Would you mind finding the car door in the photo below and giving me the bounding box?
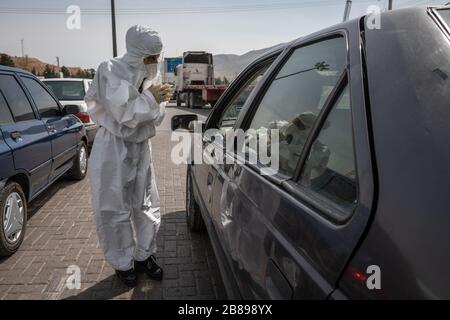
[212,32,375,299]
[0,73,52,197]
[0,93,15,180]
[193,52,281,227]
[207,56,280,258]
[19,76,79,181]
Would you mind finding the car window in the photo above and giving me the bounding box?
[0,74,35,121]
[246,37,347,176]
[43,80,86,101]
[299,84,357,211]
[437,8,450,26]
[21,77,61,118]
[0,92,14,125]
[218,64,270,130]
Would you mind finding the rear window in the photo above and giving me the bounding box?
[43,81,85,100]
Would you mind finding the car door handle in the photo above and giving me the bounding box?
[10,131,23,142]
[207,173,214,186]
[206,173,214,204]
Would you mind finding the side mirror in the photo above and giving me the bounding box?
[171,114,198,132]
[63,104,82,115]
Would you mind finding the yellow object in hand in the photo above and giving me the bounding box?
[148,84,173,104]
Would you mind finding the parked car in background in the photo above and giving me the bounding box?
[172,7,450,299]
[42,78,97,148]
[0,66,88,256]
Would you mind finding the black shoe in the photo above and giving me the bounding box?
[115,268,138,287]
[135,255,163,280]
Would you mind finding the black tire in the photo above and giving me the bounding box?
[176,93,181,107]
[0,182,27,256]
[186,92,192,109]
[189,93,196,109]
[186,167,205,232]
[67,141,88,180]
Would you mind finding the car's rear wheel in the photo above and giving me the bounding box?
[0,182,27,256]
[68,141,88,180]
[186,167,205,232]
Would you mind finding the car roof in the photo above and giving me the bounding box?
[0,65,34,76]
[276,6,436,51]
[42,78,91,81]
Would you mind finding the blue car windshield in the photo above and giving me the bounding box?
[44,81,85,101]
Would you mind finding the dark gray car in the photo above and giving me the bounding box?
[172,6,450,299]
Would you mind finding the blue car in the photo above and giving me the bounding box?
[0,66,88,256]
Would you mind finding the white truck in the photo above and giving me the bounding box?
[174,51,227,108]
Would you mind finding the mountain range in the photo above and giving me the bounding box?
[213,44,283,80]
[5,55,85,76]
[2,44,284,80]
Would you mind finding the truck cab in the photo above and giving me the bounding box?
[175,51,225,108]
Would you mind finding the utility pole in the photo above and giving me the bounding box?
[56,56,60,68]
[21,39,24,57]
[343,0,352,22]
[111,0,117,57]
[388,0,393,10]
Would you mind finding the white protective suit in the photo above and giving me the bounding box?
[85,25,166,271]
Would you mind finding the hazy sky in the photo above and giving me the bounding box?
[0,0,442,69]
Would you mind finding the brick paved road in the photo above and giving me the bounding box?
[0,105,227,300]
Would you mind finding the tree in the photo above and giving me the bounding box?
[0,53,15,67]
[87,68,95,79]
[61,66,71,78]
[43,64,57,78]
[214,77,223,85]
[223,76,230,85]
[31,67,37,75]
[74,69,85,78]
[73,68,94,79]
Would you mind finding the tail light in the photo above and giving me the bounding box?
[75,112,91,124]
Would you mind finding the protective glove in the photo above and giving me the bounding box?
[147,84,173,104]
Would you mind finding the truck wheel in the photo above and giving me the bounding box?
[0,182,27,256]
[189,92,195,109]
[186,167,205,232]
[68,141,88,180]
[186,93,192,109]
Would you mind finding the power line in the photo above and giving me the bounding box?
[0,1,376,15]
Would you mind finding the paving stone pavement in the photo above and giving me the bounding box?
[0,130,227,300]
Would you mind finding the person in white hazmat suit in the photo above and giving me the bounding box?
[85,25,172,287]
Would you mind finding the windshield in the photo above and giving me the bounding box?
[184,54,210,64]
[43,81,85,101]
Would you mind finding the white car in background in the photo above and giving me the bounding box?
[42,78,97,148]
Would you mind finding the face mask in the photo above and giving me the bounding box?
[144,63,158,79]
